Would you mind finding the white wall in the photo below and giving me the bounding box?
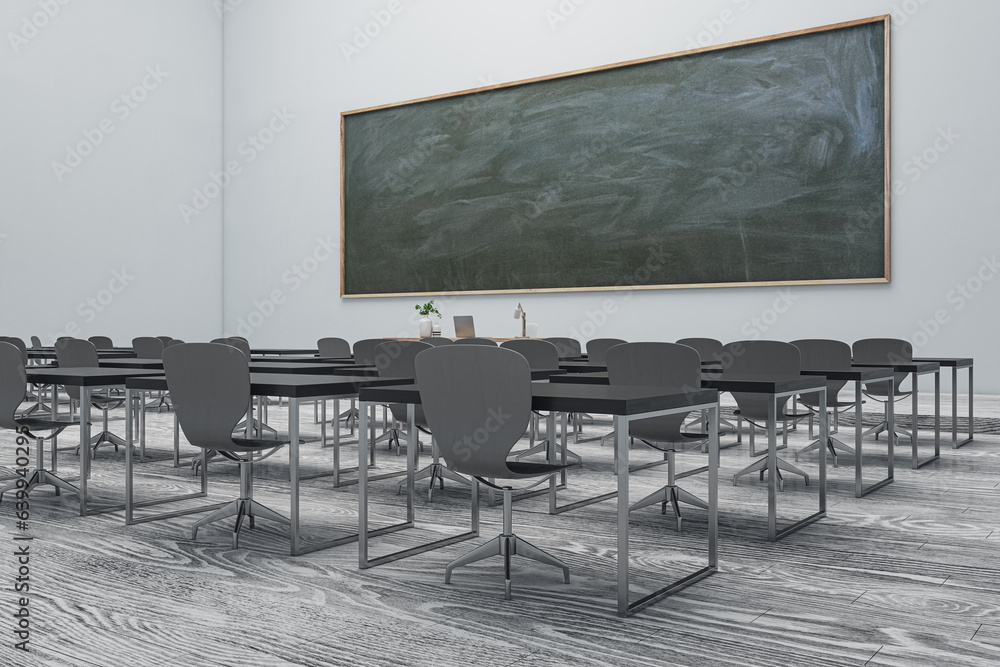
[221,0,1000,392]
[3,1,995,393]
[0,0,223,345]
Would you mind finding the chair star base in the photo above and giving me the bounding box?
[733,456,810,491]
[190,497,290,549]
[628,483,708,531]
[795,436,854,467]
[445,487,569,600]
[0,468,79,502]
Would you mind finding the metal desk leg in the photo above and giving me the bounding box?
[618,405,719,616]
[767,397,777,540]
[912,371,940,469]
[857,379,894,498]
[79,387,91,516]
[773,388,826,541]
[616,414,629,615]
[290,396,300,555]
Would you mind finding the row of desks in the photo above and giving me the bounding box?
[18,354,971,617]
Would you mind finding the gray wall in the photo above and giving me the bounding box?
[0,0,223,344]
[222,0,1000,392]
[1,1,996,393]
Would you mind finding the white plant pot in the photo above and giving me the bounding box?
[418,316,432,338]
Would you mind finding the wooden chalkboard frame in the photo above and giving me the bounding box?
[341,15,890,298]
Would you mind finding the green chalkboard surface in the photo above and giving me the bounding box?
[341,16,889,297]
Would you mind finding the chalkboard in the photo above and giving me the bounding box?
[341,16,889,297]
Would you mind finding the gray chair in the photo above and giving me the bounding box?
[790,339,858,466]
[374,340,471,499]
[134,337,170,410]
[317,337,351,358]
[419,337,453,346]
[0,337,39,416]
[544,337,582,359]
[163,343,290,548]
[54,338,128,453]
[156,336,173,347]
[606,343,709,529]
[0,342,80,503]
[132,337,164,359]
[500,339,580,464]
[726,340,810,490]
[352,338,384,365]
[852,338,913,443]
[88,336,114,350]
[585,338,627,365]
[676,338,738,437]
[415,345,571,600]
[29,336,42,349]
[453,337,498,346]
[164,339,183,348]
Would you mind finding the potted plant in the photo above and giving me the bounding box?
[414,300,441,338]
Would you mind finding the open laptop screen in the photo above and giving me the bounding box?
[453,316,476,338]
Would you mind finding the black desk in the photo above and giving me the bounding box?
[799,367,895,498]
[29,349,136,361]
[913,357,973,448]
[100,358,164,370]
[558,360,608,373]
[251,356,354,364]
[24,366,163,516]
[250,348,319,356]
[124,373,403,555]
[358,382,720,617]
[551,371,828,541]
[854,361,941,469]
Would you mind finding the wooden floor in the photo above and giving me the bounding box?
[2,393,998,666]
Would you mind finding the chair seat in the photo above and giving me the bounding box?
[228,436,291,452]
[90,395,125,409]
[504,461,571,477]
[15,416,80,434]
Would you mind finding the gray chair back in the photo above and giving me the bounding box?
[374,340,432,380]
[353,338,384,365]
[55,338,100,401]
[164,339,183,348]
[415,346,532,479]
[500,339,559,371]
[317,337,351,358]
[722,340,800,422]
[0,337,28,366]
[544,337,582,359]
[852,338,911,396]
[211,337,250,360]
[0,342,26,431]
[132,337,164,359]
[375,340,432,426]
[791,339,851,407]
[419,337,453,346]
[676,338,723,360]
[156,336,173,346]
[163,343,251,453]
[606,342,700,442]
[88,336,114,350]
[586,338,627,365]
[30,336,42,349]
[453,337,497,346]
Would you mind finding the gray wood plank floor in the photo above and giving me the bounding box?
[1,395,998,667]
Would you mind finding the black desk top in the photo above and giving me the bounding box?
[251,356,354,364]
[126,373,402,398]
[250,348,319,356]
[852,361,940,373]
[248,362,352,375]
[801,366,895,381]
[26,367,162,386]
[558,360,608,373]
[28,349,136,360]
[551,371,827,394]
[912,357,973,367]
[100,358,164,369]
[360,382,718,416]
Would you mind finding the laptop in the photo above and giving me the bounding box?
[453,315,476,338]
